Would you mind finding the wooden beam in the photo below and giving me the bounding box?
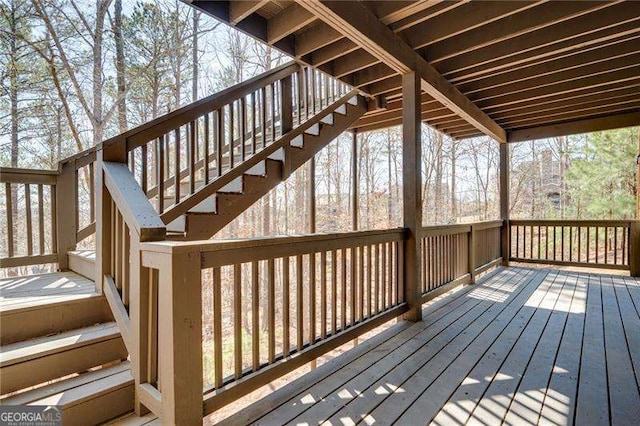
[440,3,640,81]
[506,111,640,142]
[476,64,640,110]
[229,0,268,24]
[469,54,640,103]
[298,0,506,142]
[404,0,542,50]
[390,0,469,33]
[458,36,640,95]
[421,1,611,63]
[268,3,315,44]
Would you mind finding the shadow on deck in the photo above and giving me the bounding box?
[219,266,640,426]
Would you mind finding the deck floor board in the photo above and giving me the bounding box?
[215,267,640,426]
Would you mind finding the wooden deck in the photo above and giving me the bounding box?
[221,266,640,426]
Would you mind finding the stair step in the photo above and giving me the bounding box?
[0,322,127,395]
[1,272,111,345]
[320,113,334,125]
[290,134,304,148]
[68,250,96,281]
[245,160,266,176]
[2,362,134,425]
[267,147,285,161]
[305,123,320,136]
[219,176,244,194]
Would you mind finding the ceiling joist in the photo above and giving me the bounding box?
[296,0,507,143]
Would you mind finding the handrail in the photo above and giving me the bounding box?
[102,162,166,241]
[106,62,300,154]
[510,219,633,227]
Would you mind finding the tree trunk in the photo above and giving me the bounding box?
[114,0,127,133]
[192,10,199,102]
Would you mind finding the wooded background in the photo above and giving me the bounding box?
[1,0,638,251]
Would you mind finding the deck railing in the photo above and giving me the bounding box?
[0,62,350,272]
[420,220,503,301]
[0,168,58,268]
[139,229,407,423]
[509,220,640,272]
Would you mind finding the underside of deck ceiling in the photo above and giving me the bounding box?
[190,0,640,142]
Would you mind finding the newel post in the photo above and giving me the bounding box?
[56,159,78,271]
[499,142,510,266]
[402,71,423,322]
[630,221,640,277]
[156,250,203,425]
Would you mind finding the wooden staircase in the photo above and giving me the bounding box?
[0,62,365,424]
[164,93,365,240]
[0,256,132,424]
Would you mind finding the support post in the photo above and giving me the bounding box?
[352,130,358,231]
[500,142,510,266]
[630,221,640,277]
[402,71,422,322]
[157,250,203,425]
[56,159,77,271]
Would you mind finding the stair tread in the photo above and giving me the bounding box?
[1,361,131,406]
[67,250,96,260]
[0,271,97,313]
[1,322,120,367]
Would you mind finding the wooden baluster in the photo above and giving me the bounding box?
[251,92,257,154]
[320,251,327,340]
[240,97,246,162]
[216,109,223,177]
[308,252,315,345]
[204,114,210,184]
[252,261,260,368]
[229,103,235,169]
[174,128,181,204]
[157,136,165,213]
[282,258,290,357]
[189,122,196,194]
[375,244,380,314]
[5,184,13,257]
[141,145,148,194]
[296,255,303,351]
[604,226,609,264]
[122,220,130,307]
[267,259,276,364]
[50,185,56,254]
[234,264,242,379]
[577,226,582,262]
[261,87,267,148]
[365,246,371,318]
[350,247,356,326]
[382,243,387,309]
[280,75,293,134]
[270,84,276,142]
[586,227,591,262]
[23,184,32,256]
[213,267,223,388]
[595,226,600,263]
[630,222,640,277]
[568,226,573,262]
[341,249,347,331]
[614,226,618,265]
[331,250,338,335]
[359,246,366,321]
[89,164,95,224]
[37,185,44,254]
[622,227,627,265]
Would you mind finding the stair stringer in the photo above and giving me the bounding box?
[179,95,367,240]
